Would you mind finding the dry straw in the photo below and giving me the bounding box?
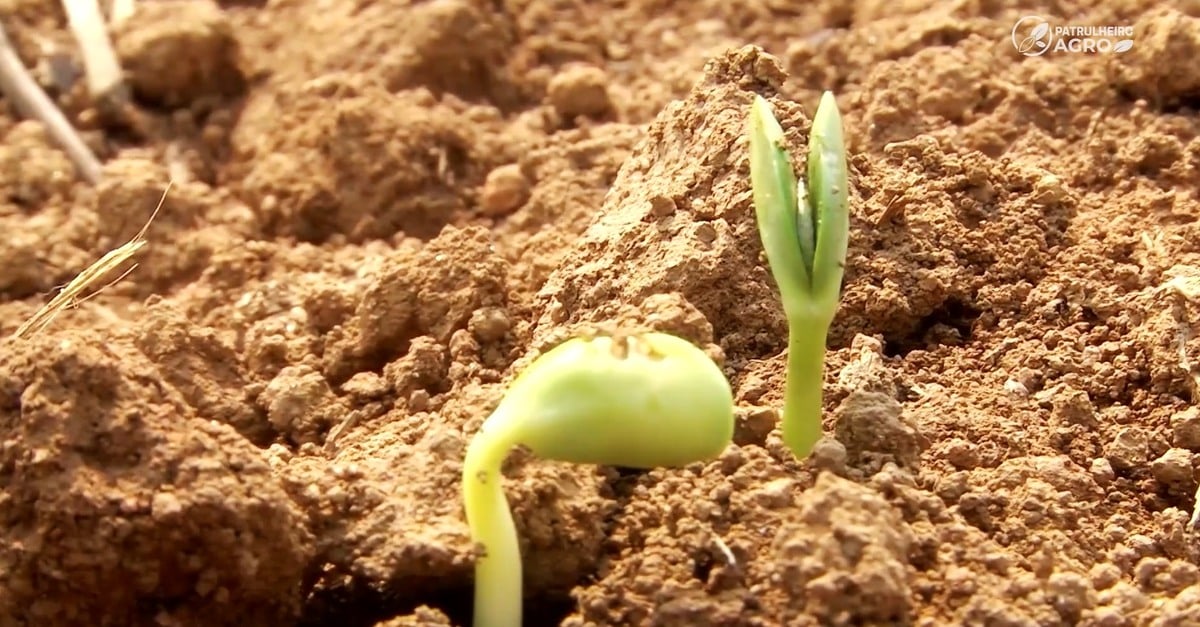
[61,0,127,105]
[11,183,169,339]
[0,20,103,183]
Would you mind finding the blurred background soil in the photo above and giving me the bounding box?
[2,0,1200,625]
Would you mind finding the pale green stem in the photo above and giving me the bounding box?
[782,319,829,458]
[462,410,522,627]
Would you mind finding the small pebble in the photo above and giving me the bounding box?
[1003,378,1029,397]
[469,307,511,343]
[1091,457,1115,486]
[944,438,980,470]
[1051,386,1096,427]
[1032,173,1067,205]
[1150,448,1194,488]
[750,477,795,509]
[341,371,388,400]
[733,406,775,447]
[479,164,529,217]
[409,389,430,412]
[547,64,612,119]
[1090,562,1121,590]
[809,437,848,475]
[1106,427,1149,471]
[1172,406,1200,450]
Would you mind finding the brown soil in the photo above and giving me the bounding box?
[2,0,1200,625]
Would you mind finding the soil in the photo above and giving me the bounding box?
[2,0,1200,625]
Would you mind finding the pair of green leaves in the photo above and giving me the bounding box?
[749,91,849,326]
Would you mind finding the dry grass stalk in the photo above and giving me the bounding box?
[61,0,126,104]
[109,0,136,26]
[11,183,170,339]
[0,20,103,183]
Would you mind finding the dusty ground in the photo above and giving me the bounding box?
[2,0,1200,625]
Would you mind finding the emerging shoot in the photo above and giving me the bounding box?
[748,92,849,460]
[462,331,735,627]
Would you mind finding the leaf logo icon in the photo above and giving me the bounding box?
[1012,17,1053,56]
[1113,39,1134,53]
[1018,35,1047,54]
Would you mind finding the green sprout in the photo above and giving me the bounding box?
[462,331,735,627]
[748,92,849,460]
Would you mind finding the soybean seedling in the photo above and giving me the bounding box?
[462,331,734,627]
[748,92,849,460]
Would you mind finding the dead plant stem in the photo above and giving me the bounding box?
[0,20,103,183]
